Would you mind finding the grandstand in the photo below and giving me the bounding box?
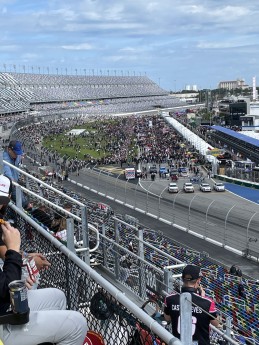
[0,72,183,115]
[210,125,259,166]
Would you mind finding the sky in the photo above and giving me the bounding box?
[0,0,259,91]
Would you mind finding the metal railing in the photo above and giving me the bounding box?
[0,155,250,343]
[6,203,182,345]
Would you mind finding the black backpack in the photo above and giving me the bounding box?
[229,265,237,275]
[90,291,114,320]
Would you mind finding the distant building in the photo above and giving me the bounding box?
[218,79,249,90]
[218,97,249,127]
[174,92,199,104]
[184,85,198,91]
[240,102,259,131]
[252,77,258,101]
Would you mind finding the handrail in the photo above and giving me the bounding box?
[76,223,100,253]
[9,202,182,345]
[3,159,85,207]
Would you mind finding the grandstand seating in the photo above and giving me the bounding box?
[0,72,183,114]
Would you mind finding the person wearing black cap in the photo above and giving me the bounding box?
[164,264,219,345]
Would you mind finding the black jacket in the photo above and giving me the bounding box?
[30,208,53,229]
[164,287,217,345]
[0,249,22,314]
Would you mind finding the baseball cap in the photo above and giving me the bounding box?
[9,140,23,155]
[182,265,202,281]
[0,175,12,204]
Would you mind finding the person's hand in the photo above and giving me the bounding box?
[25,275,35,290]
[198,285,206,297]
[1,222,21,253]
[29,253,51,271]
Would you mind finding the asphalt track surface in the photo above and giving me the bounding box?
[58,167,259,281]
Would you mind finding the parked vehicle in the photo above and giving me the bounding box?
[213,182,225,192]
[124,168,136,180]
[159,166,167,174]
[199,183,211,192]
[135,169,142,178]
[170,169,179,181]
[180,170,189,177]
[178,167,189,177]
[183,182,194,193]
[171,174,178,181]
[159,167,169,178]
[149,165,157,174]
[168,182,179,193]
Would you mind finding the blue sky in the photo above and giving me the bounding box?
[1,0,259,91]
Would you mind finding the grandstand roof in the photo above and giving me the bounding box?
[212,125,259,147]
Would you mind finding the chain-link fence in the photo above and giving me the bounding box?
[5,203,182,345]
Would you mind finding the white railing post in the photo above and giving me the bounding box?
[180,292,193,345]
[188,194,199,231]
[158,186,168,219]
[224,205,236,247]
[205,200,215,239]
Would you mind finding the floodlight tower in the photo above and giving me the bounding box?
[252,76,257,101]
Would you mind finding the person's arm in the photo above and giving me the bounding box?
[210,318,219,327]
[163,312,171,322]
[29,253,51,270]
[3,152,15,181]
[0,243,7,260]
[0,222,22,303]
[209,299,219,328]
[2,242,51,271]
[3,163,14,181]
[163,297,172,322]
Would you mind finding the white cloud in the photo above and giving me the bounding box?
[0,44,18,51]
[1,0,259,89]
[62,43,93,50]
[197,41,245,49]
